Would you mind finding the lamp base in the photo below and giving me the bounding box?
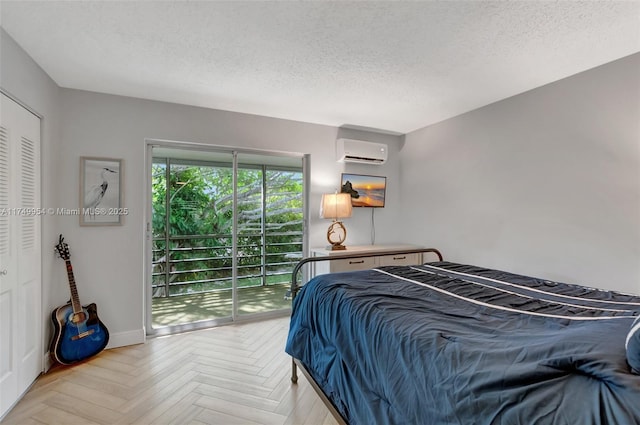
[328,244,347,251]
[326,221,348,251]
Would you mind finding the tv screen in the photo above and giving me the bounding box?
[341,173,386,207]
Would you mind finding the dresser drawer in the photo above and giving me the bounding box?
[330,257,376,272]
[377,252,422,267]
[309,245,427,279]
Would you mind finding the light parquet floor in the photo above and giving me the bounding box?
[2,317,338,425]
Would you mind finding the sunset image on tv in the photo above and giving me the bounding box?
[341,174,386,207]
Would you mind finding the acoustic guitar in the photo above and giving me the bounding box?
[50,234,109,365]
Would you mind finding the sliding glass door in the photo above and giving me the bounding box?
[148,146,305,332]
[235,153,304,316]
[151,155,235,326]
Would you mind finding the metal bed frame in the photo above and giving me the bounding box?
[288,247,443,425]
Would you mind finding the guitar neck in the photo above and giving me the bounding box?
[65,259,83,314]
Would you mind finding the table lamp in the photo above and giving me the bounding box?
[320,192,353,250]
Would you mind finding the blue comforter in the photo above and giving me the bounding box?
[285,262,640,425]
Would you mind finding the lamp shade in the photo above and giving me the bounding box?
[320,192,352,220]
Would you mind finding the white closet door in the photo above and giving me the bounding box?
[0,93,42,418]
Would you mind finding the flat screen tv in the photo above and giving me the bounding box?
[341,173,386,208]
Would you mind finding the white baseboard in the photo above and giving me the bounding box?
[44,352,53,372]
[106,327,146,349]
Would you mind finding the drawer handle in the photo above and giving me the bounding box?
[393,256,407,260]
[349,260,365,264]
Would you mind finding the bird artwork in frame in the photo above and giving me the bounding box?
[79,157,123,226]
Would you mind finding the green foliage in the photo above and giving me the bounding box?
[152,160,303,297]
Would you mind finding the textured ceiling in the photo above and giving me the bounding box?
[1,1,639,134]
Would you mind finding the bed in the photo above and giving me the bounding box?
[285,249,640,425]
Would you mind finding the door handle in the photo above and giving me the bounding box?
[0,269,7,276]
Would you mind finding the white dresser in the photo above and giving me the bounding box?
[309,244,430,277]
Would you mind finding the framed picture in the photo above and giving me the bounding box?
[79,157,123,226]
[340,173,386,207]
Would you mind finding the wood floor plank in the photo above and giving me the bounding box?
[0,403,48,425]
[53,381,128,411]
[86,354,145,376]
[31,405,103,425]
[62,370,137,400]
[194,406,263,425]
[195,394,287,425]
[148,392,202,425]
[195,362,269,386]
[62,360,141,388]
[192,372,273,398]
[116,367,199,416]
[42,392,122,425]
[119,381,201,425]
[192,353,263,374]
[194,381,281,412]
[2,317,338,425]
[304,396,338,425]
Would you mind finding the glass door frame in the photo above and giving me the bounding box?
[143,139,309,336]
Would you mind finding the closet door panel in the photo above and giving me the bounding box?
[0,111,18,417]
[0,94,42,418]
[17,128,41,393]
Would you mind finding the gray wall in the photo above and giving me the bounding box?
[400,53,640,294]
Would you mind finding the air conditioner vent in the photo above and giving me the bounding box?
[336,138,387,165]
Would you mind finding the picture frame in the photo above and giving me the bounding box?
[340,173,386,207]
[79,157,123,226]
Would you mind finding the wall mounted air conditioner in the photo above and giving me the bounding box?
[336,138,388,165]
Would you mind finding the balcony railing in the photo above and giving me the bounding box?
[152,233,303,298]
